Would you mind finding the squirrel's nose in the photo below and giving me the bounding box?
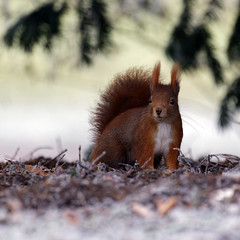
[156,109,162,116]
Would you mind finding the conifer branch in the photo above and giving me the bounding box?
[3,2,67,52]
[219,77,240,128]
[227,3,240,62]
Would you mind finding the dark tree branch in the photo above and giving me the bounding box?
[227,3,240,62]
[3,2,67,52]
[77,0,112,64]
[219,77,240,128]
[166,0,223,85]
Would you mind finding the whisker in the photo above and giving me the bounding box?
[182,118,199,133]
[181,113,204,129]
[180,97,217,110]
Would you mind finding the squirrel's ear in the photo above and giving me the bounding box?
[151,62,161,93]
[171,63,181,95]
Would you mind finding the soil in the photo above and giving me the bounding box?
[0,150,240,240]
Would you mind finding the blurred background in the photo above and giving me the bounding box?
[0,0,240,161]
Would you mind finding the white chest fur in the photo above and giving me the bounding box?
[154,123,172,156]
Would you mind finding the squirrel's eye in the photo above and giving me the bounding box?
[149,98,152,103]
[170,98,174,105]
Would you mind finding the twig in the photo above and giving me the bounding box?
[205,155,210,174]
[53,149,68,161]
[24,146,53,160]
[4,147,20,161]
[11,147,20,160]
[174,148,197,170]
[55,154,66,170]
[44,149,68,166]
[92,151,106,165]
[124,167,137,177]
[78,163,90,171]
[178,151,240,174]
[173,148,183,156]
[78,145,82,163]
[141,157,152,169]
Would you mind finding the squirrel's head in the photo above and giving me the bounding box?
[149,62,181,123]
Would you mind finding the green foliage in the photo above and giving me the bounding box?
[77,0,112,64]
[4,2,67,52]
[166,0,195,68]
[165,0,240,128]
[219,77,240,128]
[3,0,112,65]
[219,3,240,128]
[166,0,223,85]
[227,3,240,62]
[204,38,223,85]
[92,0,112,50]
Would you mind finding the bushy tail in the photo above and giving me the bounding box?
[91,67,152,143]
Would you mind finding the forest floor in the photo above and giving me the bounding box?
[0,150,240,240]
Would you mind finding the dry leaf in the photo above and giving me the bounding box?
[63,209,81,225]
[6,198,23,222]
[214,188,235,202]
[155,197,178,216]
[25,165,53,176]
[131,202,153,218]
[6,198,22,213]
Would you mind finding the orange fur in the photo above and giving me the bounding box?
[151,62,161,92]
[91,68,152,143]
[171,63,181,92]
[90,62,183,170]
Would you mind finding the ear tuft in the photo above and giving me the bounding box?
[171,63,181,94]
[151,62,161,93]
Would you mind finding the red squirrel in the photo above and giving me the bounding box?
[90,62,183,170]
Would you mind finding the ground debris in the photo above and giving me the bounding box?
[0,152,239,212]
[177,150,240,174]
[0,152,240,239]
